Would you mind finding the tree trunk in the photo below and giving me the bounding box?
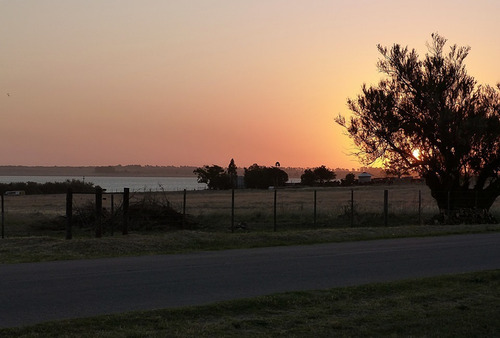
[425,173,499,224]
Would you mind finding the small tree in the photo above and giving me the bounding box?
[313,165,336,184]
[341,173,356,186]
[300,169,317,186]
[227,158,238,188]
[336,34,499,222]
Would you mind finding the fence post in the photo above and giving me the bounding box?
[350,189,354,227]
[110,194,114,236]
[95,187,103,238]
[384,189,388,227]
[418,190,422,225]
[123,188,129,235]
[1,193,4,239]
[182,189,187,229]
[273,188,277,232]
[313,190,317,226]
[231,188,235,233]
[66,188,73,240]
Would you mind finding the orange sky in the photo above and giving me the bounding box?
[1,1,499,169]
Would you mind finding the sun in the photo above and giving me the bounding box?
[412,149,421,159]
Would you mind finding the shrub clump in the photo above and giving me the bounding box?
[0,179,96,194]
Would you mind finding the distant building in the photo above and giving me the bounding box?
[4,190,25,196]
[358,172,372,184]
[236,176,245,189]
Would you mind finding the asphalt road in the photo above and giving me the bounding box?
[1,233,500,328]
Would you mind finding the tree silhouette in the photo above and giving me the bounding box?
[193,165,231,190]
[300,166,336,186]
[244,164,288,189]
[336,34,499,222]
[227,158,238,188]
[342,173,356,187]
[313,165,336,184]
[300,169,317,186]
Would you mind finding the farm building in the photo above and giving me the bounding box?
[4,190,25,196]
[358,172,372,183]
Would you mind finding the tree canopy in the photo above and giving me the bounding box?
[244,164,289,189]
[336,34,500,221]
[193,164,231,190]
[300,166,336,186]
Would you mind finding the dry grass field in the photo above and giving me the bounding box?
[2,184,499,237]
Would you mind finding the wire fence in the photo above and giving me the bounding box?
[1,184,499,238]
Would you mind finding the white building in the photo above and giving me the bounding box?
[358,172,373,183]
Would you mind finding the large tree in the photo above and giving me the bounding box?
[193,165,231,190]
[244,164,289,189]
[300,165,336,186]
[336,34,500,222]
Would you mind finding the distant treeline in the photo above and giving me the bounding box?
[0,165,387,179]
[0,179,96,195]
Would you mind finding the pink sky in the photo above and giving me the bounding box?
[1,1,499,169]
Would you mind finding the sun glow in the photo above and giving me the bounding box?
[412,149,421,160]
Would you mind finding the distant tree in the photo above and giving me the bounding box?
[341,173,356,186]
[300,166,336,186]
[300,169,317,186]
[336,34,500,222]
[193,165,231,190]
[227,158,238,188]
[244,164,289,189]
[313,165,336,184]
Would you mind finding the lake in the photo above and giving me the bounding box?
[0,176,207,192]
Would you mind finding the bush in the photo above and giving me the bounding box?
[0,179,97,194]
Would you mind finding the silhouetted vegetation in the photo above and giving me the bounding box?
[341,173,356,186]
[193,159,238,190]
[336,33,500,223]
[0,179,96,195]
[51,192,189,234]
[244,164,289,189]
[300,165,336,186]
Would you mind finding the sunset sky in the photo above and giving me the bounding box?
[1,1,499,169]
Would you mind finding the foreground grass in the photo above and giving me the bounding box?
[1,270,499,337]
[1,224,500,264]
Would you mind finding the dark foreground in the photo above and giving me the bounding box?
[1,233,500,328]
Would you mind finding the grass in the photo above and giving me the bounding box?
[3,185,499,234]
[1,270,499,337]
[2,224,500,264]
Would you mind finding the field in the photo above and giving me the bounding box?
[2,184,499,238]
[1,183,500,264]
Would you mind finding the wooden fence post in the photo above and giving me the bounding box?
[418,190,422,225]
[231,188,235,233]
[182,189,187,229]
[350,189,354,227]
[110,194,114,236]
[95,187,103,238]
[384,189,389,227]
[1,193,4,239]
[123,188,129,235]
[273,189,277,232]
[313,190,317,226]
[66,188,73,240]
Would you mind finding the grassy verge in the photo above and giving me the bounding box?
[2,270,499,337]
[2,224,500,264]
